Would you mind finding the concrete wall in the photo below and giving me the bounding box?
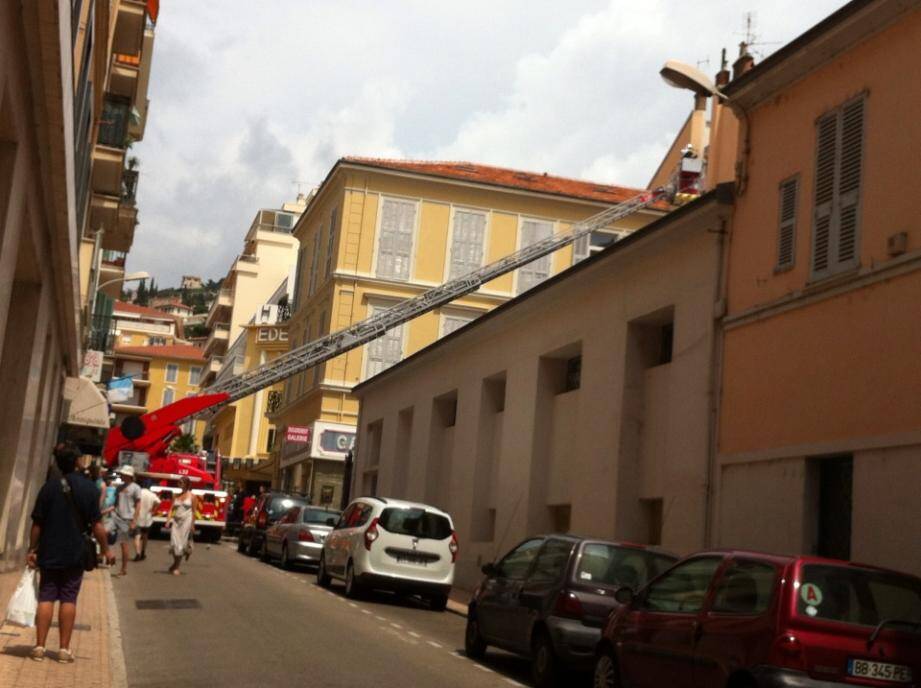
[354,199,724,590]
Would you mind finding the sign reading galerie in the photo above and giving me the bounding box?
[285,425,311,444]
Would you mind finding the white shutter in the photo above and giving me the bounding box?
[518,219,553,293]
[377,198,416,280]
[449,210,486,278]
[777,177,798,269]
[365,305,403,378]
[572,232,590,264]
[442,314,474,337]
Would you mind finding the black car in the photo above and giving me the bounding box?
[465,534,677,687]
[237,491,308,557]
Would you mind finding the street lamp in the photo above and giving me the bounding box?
[659,59,726,99]
[85,271,150,350]
[96,271,150,293]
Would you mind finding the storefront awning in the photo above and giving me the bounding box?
[63,377,110,429]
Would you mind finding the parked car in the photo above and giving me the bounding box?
[317,497,458,611]
[465,535,676,687]
[237,491,308,557]
[261,505,341,568]
[594,550,921,688]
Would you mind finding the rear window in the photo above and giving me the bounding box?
[302,508,340,525]
[797,564,921,629]
[267,496,307,517]
[378,507,452,540]
[576,543,677,589]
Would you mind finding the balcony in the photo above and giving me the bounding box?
[99,250,127,298]
[205,288,232,328]
[112,0,146,55]
[204,323,230,357]
[234,253,260,273]
[208,357,223,374]
[109,52,140,101]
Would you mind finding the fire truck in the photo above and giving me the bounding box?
[103,180,695,499]
[143,453,229,542]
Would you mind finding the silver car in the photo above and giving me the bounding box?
[262,505,341,569]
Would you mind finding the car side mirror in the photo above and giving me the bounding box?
[326,517,337,527]
[614,586,636,606]
[481,562,498,577]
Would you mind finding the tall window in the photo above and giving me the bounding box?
[376,198,416,280]
[189,366,202,386]
[293,246,307,308]
[325,207,338,278]
[518,219,553,293]
[165,363,178,382]
[441,313,474,337]
[365,305,403,378]
[776,177,799,269]
[811,96,865,280]
[308,229,322,296]
[449,209,486,278]
[162,387,175,406]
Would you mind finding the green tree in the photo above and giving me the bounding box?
[170,433,198,454]
[136,280,148,305]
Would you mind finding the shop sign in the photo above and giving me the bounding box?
[318,429,356,454]
[257,327,289,343]
[285,425,311,444]
[81,350,104,382]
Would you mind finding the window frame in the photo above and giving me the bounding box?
[165,362,179,383]
[162,387,175,406]
[776,175,799,271]
[496,537,545,581]
[324,207,338,278]
[516,217,555,294]
[528,538,575,584]
[708,558,779,617]
[362,301,406,380]
[188,365,202,386]
[446,206,488,280]
[639,556,724,615]
[440,311,476,338]
[373,195,419,282]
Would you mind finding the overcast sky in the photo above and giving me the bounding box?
[129,0,848,287]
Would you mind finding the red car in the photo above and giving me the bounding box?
[594,550,921,688]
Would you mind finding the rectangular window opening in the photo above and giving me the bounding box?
[812,455,853,560]
[641,497,664,546]
[548,504,571,534]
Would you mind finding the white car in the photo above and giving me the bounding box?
[317,497,457,610]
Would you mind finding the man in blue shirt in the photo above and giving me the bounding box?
[27,442,114,663]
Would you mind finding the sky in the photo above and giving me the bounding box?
[129,0,849,286]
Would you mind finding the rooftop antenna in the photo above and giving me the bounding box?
[735,11,781,59]
[696,57,711,71]
[292,180,310,196]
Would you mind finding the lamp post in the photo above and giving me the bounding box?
[85,271,150,351]
[96,271,150,294]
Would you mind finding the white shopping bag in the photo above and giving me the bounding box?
[4,568,39,627]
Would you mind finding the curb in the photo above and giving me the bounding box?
[103,571,128,688]
[446,598,468,618]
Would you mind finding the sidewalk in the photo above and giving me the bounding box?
[0,567,126,688]
[447,587,472,617]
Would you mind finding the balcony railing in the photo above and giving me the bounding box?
[98,97,131,149]
[122,168,138,203]
[277,303,292,322]
[88,312,116,353]
[238,254,259,264]
[266,390,283,414]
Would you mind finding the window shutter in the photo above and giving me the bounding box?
[836,98,864,265]
[811,112,837,277]
[518,220,553,293]
[377,199,415,280]
[449,210,486,279]
[325,207,338,278]
[572,232,590,264]
[777,178,798,269]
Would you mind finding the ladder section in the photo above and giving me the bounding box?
[204,187,669,409]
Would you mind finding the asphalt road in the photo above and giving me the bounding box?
[110,538,563,688]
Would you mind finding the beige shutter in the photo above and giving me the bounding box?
[777,177,798,269]
[836,97,864,265]
[811,112,837,277]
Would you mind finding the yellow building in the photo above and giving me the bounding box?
[269,157,662,504]
[110,344,208,447]
[209,306,291,488]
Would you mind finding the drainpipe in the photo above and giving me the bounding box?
[84,227,105,348]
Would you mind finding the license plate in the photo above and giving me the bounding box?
[848,658,913,683]
[395,555,428,566]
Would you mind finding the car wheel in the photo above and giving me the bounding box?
[464,615,487,659]
[593,648,620,688]
[344,561,363,599]
[317,554,331,588]
[236,533,247,553]
[280,543,291,570]
[247,535,260,557]
[531,630,561,688]
[428,593,449,612]
[259,539,270,562]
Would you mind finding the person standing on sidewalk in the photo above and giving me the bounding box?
[27,442,115,663]
[112,465,142,576]
[133,479,161,561]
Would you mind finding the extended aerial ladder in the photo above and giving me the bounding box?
[104,184,677,464]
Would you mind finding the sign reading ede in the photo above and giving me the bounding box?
[257,327,288,343]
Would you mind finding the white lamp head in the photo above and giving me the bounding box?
[660,59,724,98]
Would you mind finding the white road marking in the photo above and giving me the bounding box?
[348,602,358,608]
[408,631,421,639]
[503,679,525,687]
[361,609,372,615]
[375,615,386,621]
[426,640,442,648]
[451,651,464,659]
[474,664,494,673]
[390,622,402,629]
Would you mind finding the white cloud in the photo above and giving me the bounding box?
[128,0,849,285]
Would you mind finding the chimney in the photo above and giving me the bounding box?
[715,47,730,87]
[732,41,755,79]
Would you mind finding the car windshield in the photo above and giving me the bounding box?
[378,507,452,540]
[797,564,921,629]
[267,496,308,517]
[575,543,677,589]
[302,508,339,525]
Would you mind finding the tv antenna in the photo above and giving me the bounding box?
[735,11,781,59]
[292,180,311,195]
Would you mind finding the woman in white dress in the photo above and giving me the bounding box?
[166,477,199,575]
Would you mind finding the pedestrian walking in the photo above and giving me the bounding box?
[112,465,142,576]
[26,442,115,663]
[133,479,161,561]
[166,476,199,575]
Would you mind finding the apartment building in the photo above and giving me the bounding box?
[352,190,730,589]
[0,0,137,569]
[715,0,921,575]
[201,198,305,387]
[268,157,662,505]
[109,344,207,446]
[209,282,291,489]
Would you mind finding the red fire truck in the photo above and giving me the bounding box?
[145,453,228,542]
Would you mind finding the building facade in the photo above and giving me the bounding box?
[109,343,207,446]
[201,199,304,386]
[270,157,661,508]
[715,0,921,575]
[352,193,730,589]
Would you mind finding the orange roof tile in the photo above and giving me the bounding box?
[114,300,177,320]
[114,344,206,362]
[342,157,647,205]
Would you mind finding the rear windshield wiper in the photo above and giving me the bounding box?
[867,619,921,647]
